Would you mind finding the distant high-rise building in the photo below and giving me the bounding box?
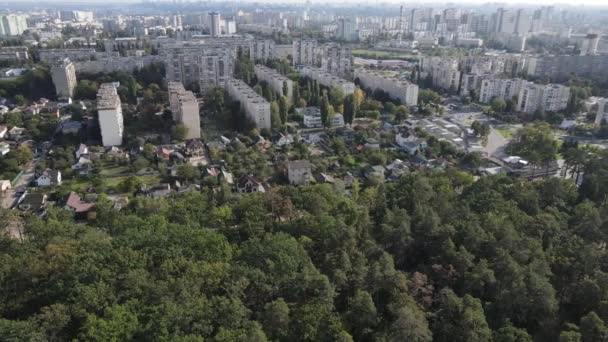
[97,83,124,147]
[59,10,94,22]
[209,12,221,37]
[292,39,317,66]
[580,34,600,56]
[102,18,122,33]
[51,58,77,100]
[337,18,357,41]
[0,14,28,36]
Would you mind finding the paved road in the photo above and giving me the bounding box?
[1,161,36,209]
[484,128,509,158]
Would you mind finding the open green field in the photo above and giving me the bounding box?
[105,174,162,188]
[496,128,514,138]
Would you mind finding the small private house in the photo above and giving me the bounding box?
[0,125,7,138]
[237,175,267,193]
[0,180,11,192]
[64,192,95,219]
[75,143,88,159]
[0,141,9,156]
[286,160,312,186]
[395,132,427,155]
[36,169,62,187]
[72,156,93,171]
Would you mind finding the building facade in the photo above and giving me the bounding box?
[168,82,201,139]
[0,15,28,36]
[254,64,293,102]
[161,42,233,92]
[97,83,124,146]
[355,68,419,106]
[51,58,77,100]
[225,78,271,130]
[292,39,318,66]
[300,66,355,95]
[517,83,570,114]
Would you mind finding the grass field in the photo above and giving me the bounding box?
[105,174,162,188]
[496,128,514,138]
[99,165,130,177]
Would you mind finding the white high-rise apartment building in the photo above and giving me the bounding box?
[355,68,418,106]
[97,83,124,146]
[209,12,221,37]
[0,15,28,36]
[580,34,600,56]
[594,98,608,126]
[292,39,318,66]
[250,39,275,63]
[517,83,570,114]
[479,78,527,104]
[254,65,293,102]
[51,58,77,100]
[161,42,233,92]
[321,43,353,79]
[168,82,201,140]
[225,78,271,130]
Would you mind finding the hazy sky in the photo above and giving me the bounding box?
[10,0,608,5]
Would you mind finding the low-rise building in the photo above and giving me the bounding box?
[297,107,345,128]
[0,141,10,156]
[36,169,62,187]
[236,174,268,193]
[395,131,428,154]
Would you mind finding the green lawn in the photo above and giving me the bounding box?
[99,166,130,177]
[105,174,162,188]
[496,129,513,138]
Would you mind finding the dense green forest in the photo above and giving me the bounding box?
[4,154,608,341]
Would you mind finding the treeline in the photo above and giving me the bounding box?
[3,157,608,340]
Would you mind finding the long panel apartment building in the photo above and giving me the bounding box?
[168,82,201,139]
[254,64,293,102]
[478,78,527,104]
[354,68,419,106]
[517,83,570,114]
[527,55,608,80]
[161,42,233,92]
[300,66,355,95]
[97,83,124,146]
[225,78,271,130]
